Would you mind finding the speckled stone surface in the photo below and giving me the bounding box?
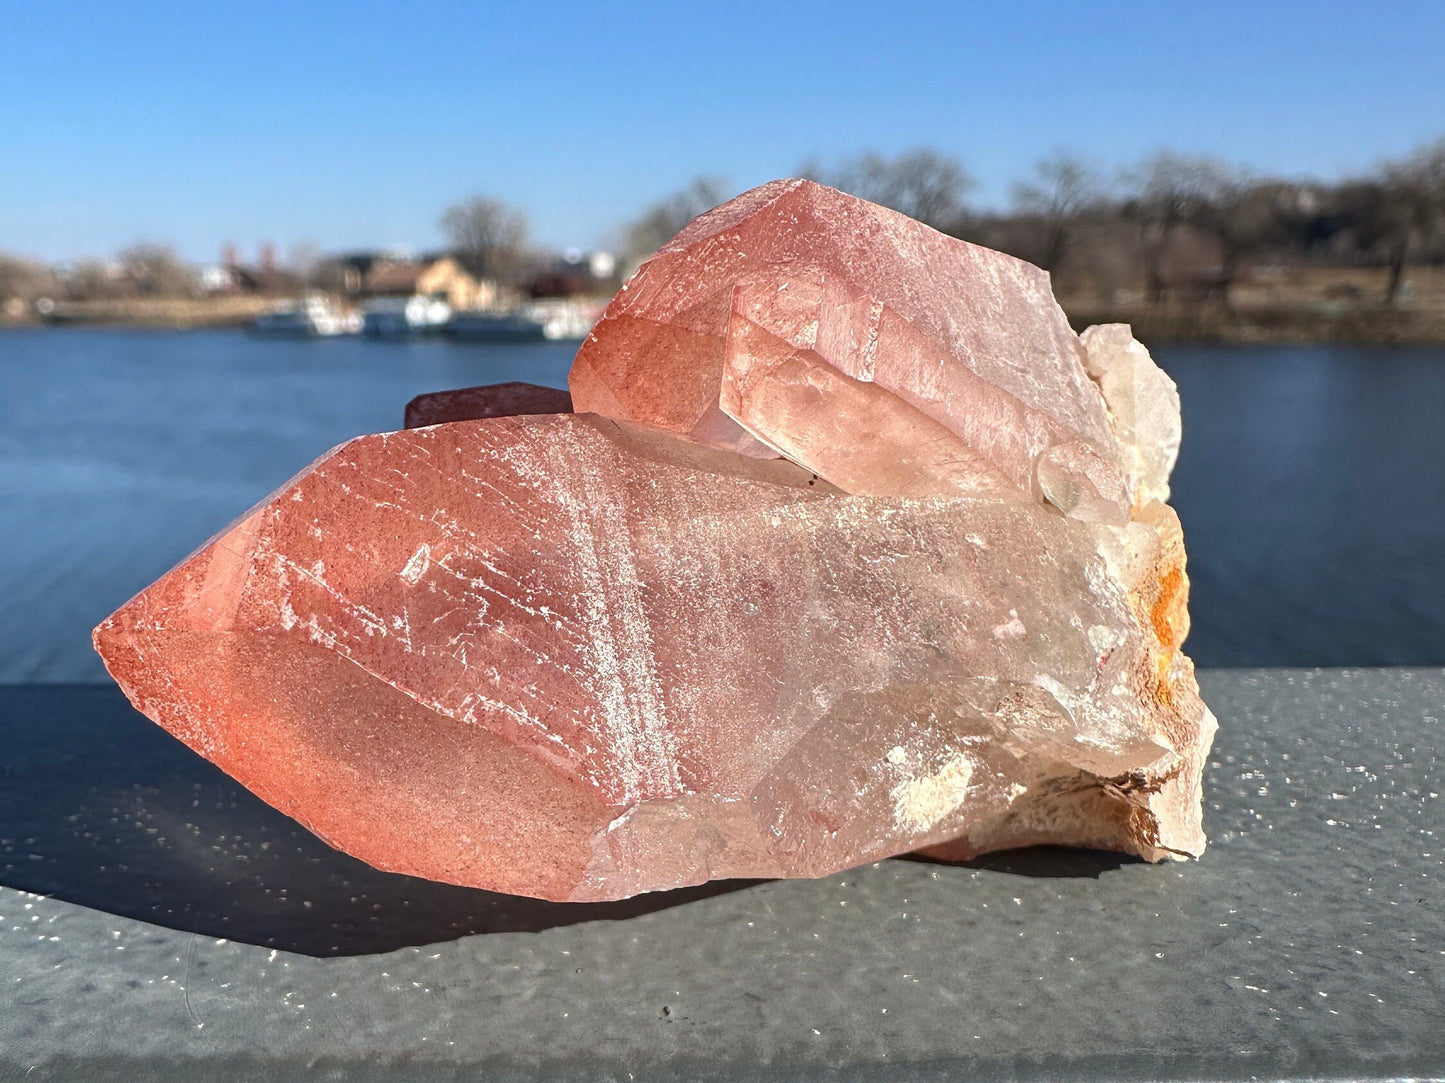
[1,669,1440,1080]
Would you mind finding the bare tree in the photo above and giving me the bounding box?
[61,261,118,302]
[1329,180,1400,289]
[1376,139,1445,305]
[116,242,193,297]
[1122,153,1238,303]
[0,252,49,304]
[1010,153,1100,271]
[801,149,973,230]
[1129,158,1298,307]
[440,196,529,282]
[1202,176,1312,307]
[621,176,730,267]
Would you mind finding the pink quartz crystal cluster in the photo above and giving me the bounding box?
[95,180,1216,903]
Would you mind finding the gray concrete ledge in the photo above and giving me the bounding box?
[1,668,1441,1080]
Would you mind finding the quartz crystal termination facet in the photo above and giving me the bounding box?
[95,179,1215,903]
[572,179,1131,518]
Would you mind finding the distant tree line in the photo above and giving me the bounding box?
[0,243,195,308]
[623,138,1445,308]
[0,241,303,310]
[4,137,1443,314]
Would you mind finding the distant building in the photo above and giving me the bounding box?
[200,246,298,296]
[325,253,493,310]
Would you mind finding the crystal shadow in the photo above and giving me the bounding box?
[906,846,1144,879]
[0,685,760,957]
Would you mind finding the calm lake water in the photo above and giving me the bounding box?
[1,327,1442,681]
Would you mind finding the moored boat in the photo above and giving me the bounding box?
[251,295,361,338]
[361,295,452,338]
[446,300,600,343]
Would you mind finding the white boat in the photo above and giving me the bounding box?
[446,311,549,343]
[447,300,599,343]
[525,299,599,341]
[251,295,361,338]
[361,295,452,338]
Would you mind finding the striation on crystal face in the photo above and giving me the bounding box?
[95,179,1216,904]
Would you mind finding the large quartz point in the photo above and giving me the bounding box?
[572,178,1129,520]
[95,179,1215,904]
[96,413,1211,903]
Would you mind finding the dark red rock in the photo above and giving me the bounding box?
[404,382,573,429]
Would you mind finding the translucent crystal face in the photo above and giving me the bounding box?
[95,182,1215,903]
[573,180,1128,514]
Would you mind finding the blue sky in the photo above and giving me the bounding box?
[1,0,1441,262]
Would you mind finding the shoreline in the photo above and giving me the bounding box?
[0,295,274,331]
[5,297,1445,346]
[1064,303,1445,346]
